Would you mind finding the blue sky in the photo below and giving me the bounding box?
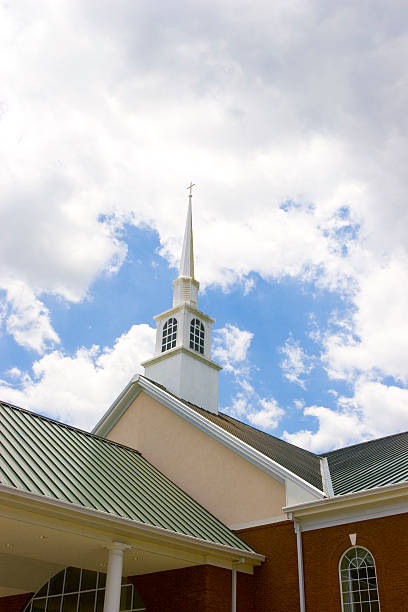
[1,0,408,451]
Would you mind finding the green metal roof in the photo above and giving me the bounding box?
[0,401,253,552]
[325,430,408,496]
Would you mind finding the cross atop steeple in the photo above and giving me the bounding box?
[187,182,196,196]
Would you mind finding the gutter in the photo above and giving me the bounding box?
[284,479,408,516]
[0,484,264,565]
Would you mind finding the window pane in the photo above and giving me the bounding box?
[120,585,132,610]
[78,590,96,610]
[62,593,78,612]
[49,571,64,595]
[36,582,48,598]
[46,596,62,612]
[97,573,106,589]
[96,589,105,612]
[32,600,47,612]
[65,567,81,594]
[81,569,97,591]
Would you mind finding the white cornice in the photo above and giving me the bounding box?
[285,481,408,531]
[153,303,215,324]
[141,346,222,370]
[94,376,325,500]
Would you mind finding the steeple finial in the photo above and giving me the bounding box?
[179,184,196,279]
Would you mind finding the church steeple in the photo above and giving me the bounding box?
[141,186,221,414]
[172,189,199,308]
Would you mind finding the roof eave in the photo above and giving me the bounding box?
[0,484,264,565]
[284,480,408,517]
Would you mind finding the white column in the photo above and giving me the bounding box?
[103,542,130,612]
[294,520,306,612]
[231,568,237,612]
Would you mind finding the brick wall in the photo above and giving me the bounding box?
[236,520,300,612]
[0,593,33,612]
[129,565,233,612]
[302,512,408,612]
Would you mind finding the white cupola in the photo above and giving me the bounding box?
[141,189,221,413]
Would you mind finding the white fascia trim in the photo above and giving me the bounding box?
[0,484,264,564]
[320,457,334,497]
[92,379,141,436]
[137,376,325,499]
[285,480,408,516]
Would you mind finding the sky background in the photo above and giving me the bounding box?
[1,0,408,452]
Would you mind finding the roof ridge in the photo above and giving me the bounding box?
[323,428,408,456]
[0,400,142,456]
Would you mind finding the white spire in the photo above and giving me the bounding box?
[179,195,195,279]
[172,186,199,308]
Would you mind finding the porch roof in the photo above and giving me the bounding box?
[1,401,253,553]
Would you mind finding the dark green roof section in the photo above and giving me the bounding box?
[191,407,323,491]
[0,401,253,552]
[141,378,323,491]
[324,430,408,495]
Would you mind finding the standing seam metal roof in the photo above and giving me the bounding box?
[324,430,408,496]
[0,401,253,552]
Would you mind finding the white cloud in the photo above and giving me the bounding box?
[284,378,408,452]
[0,323,155,430]
[213,324,253,370]
[279,336,314,388]
[248,397,284,429]
[4,280,59,352]
[1,0,408,447]
[0,0,407,305]
[215,323,285,429]
[323,255,408,384]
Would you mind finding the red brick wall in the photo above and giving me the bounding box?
[302,512,408,612]
[129,565,233,612]
[236,520,300,612]
[0,593,33,612]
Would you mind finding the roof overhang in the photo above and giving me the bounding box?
[285,480,408,531]
[93,375,325,500]
[0,484,264,584]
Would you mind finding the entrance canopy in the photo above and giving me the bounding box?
[0,402,263,600]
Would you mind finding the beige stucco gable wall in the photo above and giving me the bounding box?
[107,392,286,526]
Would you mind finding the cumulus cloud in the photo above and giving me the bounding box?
[284,378,408,452]
[2,280,59,352]
[247,397,284,430]
[215,323,284,429]
[213,323,253,370]
[279,336,314,388]
[1,0,408,446]
[0,324,155,430]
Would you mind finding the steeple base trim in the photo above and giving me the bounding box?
[142,347,221,414]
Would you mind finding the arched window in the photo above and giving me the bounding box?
[339,546,380,612]
[190,318,204,354]
[162,317,177,352]
[24,566,145,612]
